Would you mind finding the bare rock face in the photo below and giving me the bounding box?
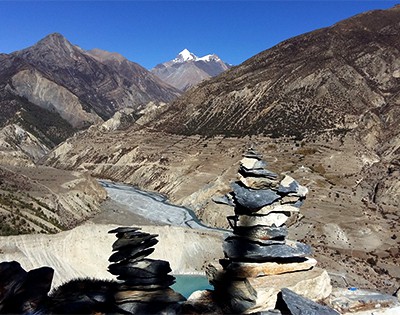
[0,124,49,166]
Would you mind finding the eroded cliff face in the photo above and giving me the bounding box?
[0,224,224,287]
[10,70,102,128]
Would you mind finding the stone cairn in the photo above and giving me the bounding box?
[211,147,332,314]
[108,227,185,314]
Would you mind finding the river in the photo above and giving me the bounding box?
[99,180,211,229]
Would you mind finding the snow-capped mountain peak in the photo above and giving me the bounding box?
[197,54,220,62]
[152,49,231,91]
[173,49,198,63]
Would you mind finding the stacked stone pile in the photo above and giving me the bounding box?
[212,148,332,314]
[108,227,185,314]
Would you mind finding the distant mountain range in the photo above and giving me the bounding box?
[0,33,181,147]
[151,49,231,91]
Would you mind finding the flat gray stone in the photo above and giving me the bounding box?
[236,213,291,228]
[112,233,158,251]
[108,259,172,278]
[243,150,263,160]
[223,239,312,261]
[329,287,400,313]
[280,288,339,315]
[119,274,176,287]
[225,235,285,246]
[231,224,288,240]
[278,176,300,194]
[278,176,308,197]
[240,166,277,178]
[109,238,158,262]
[232,182,281,210]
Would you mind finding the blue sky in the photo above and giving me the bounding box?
[0,1,398,69]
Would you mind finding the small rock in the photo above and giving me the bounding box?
[281,195,300,204]
[225,234,285,246]
[278,175,308,197]
[240,157,264,169]
[232,182,281,210]
[239,166,277,177]
[212,194,235,206]
[279,287,339,315]
[242,150,264,160]
[238,174,280,190]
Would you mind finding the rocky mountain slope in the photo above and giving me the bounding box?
[153,5,400,140]
[0,33,181,148]
[0,165,106,235]
[43,5,400,293]
[151,49,231,91]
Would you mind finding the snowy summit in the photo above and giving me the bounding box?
[152,48,231,91]
[173,49,197,63]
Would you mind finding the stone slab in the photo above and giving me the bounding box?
[329,288,400,314]
[232,182,281,210]
[223,239,312,261]
[108,238,158,262]
[108,259,172,278]
[225,257,317,277]
[239,166,277,177]
[232,224,288,240]
[280,287,339,315]
[278,175,308,197]
[214,267,332,314]
[112,234,158,251]
[256,204,300,216]
[115,287,185,303]
[238,174,279,190]
[236,213,290,227]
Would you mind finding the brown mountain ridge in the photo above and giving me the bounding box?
[152,5,400,140]
[0,33,181,147]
